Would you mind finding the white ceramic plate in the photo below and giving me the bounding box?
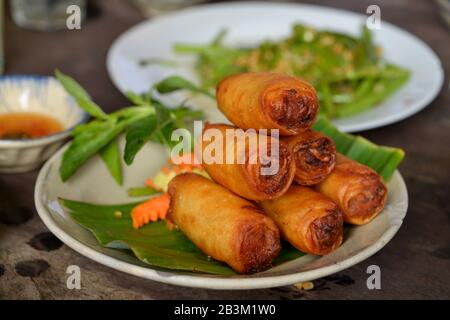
[35,140,408,290]
[107,1,443,133]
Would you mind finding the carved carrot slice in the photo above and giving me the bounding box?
[131,193,170,229]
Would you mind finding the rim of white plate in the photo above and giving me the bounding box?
[35,144,409,290]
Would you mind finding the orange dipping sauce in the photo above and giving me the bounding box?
[0,112,64,140]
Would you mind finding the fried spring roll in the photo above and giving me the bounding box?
[168,173,281,274]
[283,130,336,185]
[316,154,388,225]
[217,72,319,135]
[260,186,343,255]
[198,123,296,201]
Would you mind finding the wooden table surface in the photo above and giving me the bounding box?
[0,0,449,300]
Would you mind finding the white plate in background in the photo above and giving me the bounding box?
[107,1,443,132]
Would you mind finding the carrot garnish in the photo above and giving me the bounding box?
[173,166,182,174]
[131,193,170,229]
[131,153,208,229]
[161,166,171,175]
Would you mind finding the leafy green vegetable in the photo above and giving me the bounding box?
[61,198,304,275]
[60,198,237,275]
[154,75,215,98]
[313,116,404,181]
[100,139,123,185]
[60,111,152,182]
[60,119,120,182]
[124,115,157,166]
[55,70,108,120]
[128,186,159,197]
[123,101,203,165]
[170,24,410,118]
[157,101,203,138]
[57,71,205,184]
[335,66,410,117]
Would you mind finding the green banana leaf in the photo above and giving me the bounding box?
[61,117,404,275]
[61,198,303,275]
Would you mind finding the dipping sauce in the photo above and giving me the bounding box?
[0,112,64,139]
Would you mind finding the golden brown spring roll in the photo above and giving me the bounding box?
[198,123,296,201]
[168,173,281,274]
[283,130,336,185]
[216,72,319,135]
[316,154,388,225]
[260,186,343,255]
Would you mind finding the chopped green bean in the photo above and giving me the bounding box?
[169,24,410,118]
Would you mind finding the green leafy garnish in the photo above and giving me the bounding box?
[154,75,215,98]
[139,58,178,67]
[60,198,236,275]
[100,140,123,185]
[123,115,157,166]
[60,198,303,275]
[57,71,205,183]
[169,24,410,118]
[55,70,108,120]
[128,186,159,197]
[61,118,123,182]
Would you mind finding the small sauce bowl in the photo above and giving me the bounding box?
[0,76,89,173]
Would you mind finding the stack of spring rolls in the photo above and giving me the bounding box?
[168,72,388,274]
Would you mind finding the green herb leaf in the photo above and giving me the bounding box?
[57,72,203,183]
[154,75,214,98]
[60,119,120,182]
[55,70,108,120]
[126,91,147,106]
[128,186,159,197]
[124,115,157,166]
[59,116,404,276]
[173,23,409,118]
[60,110,153,182]
[211,29,228,46]
[155,103,203,151]
[139,58,178,67]
[61,198,305,275]
[100,139,123,185]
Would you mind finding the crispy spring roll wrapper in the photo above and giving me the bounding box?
[198,123,296,201]
[316,154,388,225]
[260,186,343,255]
[168,173,281,274]
[282,130,336,185]
[216,72,319,135]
